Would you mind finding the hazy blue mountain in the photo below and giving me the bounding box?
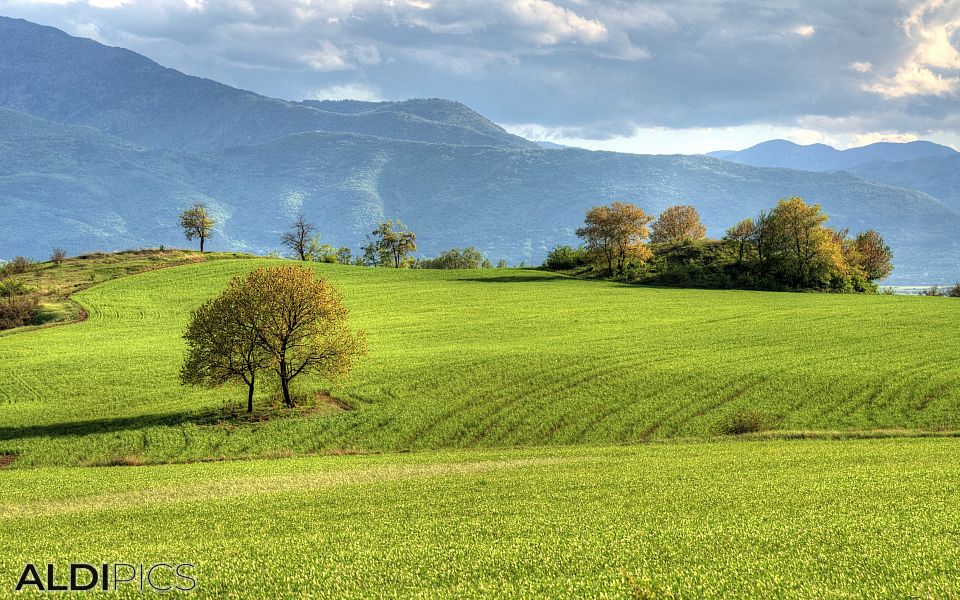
[2,107,957,283]
[714,139,957,172]
[850,155,960,214]
[0,17,532,151]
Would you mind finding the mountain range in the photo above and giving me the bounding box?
[707,139,957,172]
[1,15,959,284]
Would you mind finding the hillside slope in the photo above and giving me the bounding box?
[850,154,960,214]
[1,259,959,467]
[0,17,532,151]
[2,109,958,283]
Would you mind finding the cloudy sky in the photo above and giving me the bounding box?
[2,0,959,153]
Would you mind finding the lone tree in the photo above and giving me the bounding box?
[244,266,365,407]
[181,266,365,410]
[368,220,417,268]
[179,203,215,253]
[650,205,707,243]
[281,215,317,261]
[576,201,653,274]
[181,281,268,412]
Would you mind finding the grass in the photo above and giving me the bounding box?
[1,258,959,467]
[2,438,960,597]
[0,249,250,334]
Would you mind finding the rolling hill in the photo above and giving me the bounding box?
[850,154,960,214]
[709,139,957,172]
[3,258,960,468]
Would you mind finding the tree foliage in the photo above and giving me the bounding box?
[366,220,417,268]
[575,202,653,274]
[181,281,268,412]
[179,203,215,253]
[181,266,365,410]
[651,205,707,244]
[418,247,491,269]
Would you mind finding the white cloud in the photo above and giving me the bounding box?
[867,0,960,98]
[312,83,382,101]
[791,24,816,37]
[300,42,351,71]
[509,0,607,45]
[850,61,872,73]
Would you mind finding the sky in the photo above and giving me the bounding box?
[2,0,959,154]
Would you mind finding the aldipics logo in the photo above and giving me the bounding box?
[14,563,196,593]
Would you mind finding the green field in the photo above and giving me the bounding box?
[2,259,959,467]
[2,257,960,596]
[3,439,960,597]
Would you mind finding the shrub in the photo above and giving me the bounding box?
[0,294,39,330]
[0,279,32,298]
[51,248,67,266]
[543,245,588,270]
[949,283,960,298]
[1,256,33,277]
[716,410,778,435]
[922,286,943,297]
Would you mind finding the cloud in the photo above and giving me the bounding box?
[867,0,960,98]
[312,82,382,101]
[508,0,606,45]
[1,0,958,151]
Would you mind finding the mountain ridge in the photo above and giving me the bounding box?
[710,139,957,172]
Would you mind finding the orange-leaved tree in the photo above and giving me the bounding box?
[576,201,653,274]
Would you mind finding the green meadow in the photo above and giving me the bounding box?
[2,257,960,596]
[3,439,960,597]
[2,258,960,467]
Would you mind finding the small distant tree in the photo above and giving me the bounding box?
[575,202,653,274]
[851,229,893,281]
[241,266,366,407]
[496,259,507,269]
[650,205,707,244]
[50,248,67,267]
[281,215,316,261]
[543,245,587,270]
[179,203,215,253]
[724,219,754,263]
[181,282,268,412]
[336,247,352,265]
[369,220,417,268]
[949,283,960,298]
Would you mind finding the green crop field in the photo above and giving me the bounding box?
[3,439,960,597]
[2,258,960,468]
[2,257,960,597]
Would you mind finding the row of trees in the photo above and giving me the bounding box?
[561,197,894,292]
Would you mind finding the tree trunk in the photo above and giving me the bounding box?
[247,377,255,413]
[279,360,293,407]
[199,235,205,253]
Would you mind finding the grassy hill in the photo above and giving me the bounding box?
[2,257,959,468]
[3,256,960,596]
